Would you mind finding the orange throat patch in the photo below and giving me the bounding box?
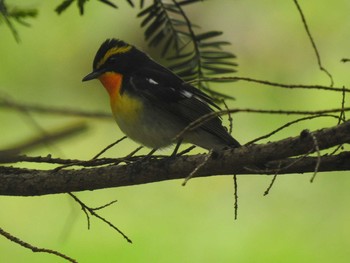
[98,72,123,100]
[98,72,142,121]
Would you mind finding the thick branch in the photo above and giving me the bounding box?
[1,121,350,196]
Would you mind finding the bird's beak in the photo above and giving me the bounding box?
[82,70,104,82]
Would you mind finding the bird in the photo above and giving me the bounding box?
[82,39,240,152]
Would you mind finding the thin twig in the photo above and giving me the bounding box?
[125,146,144,158]
[293,0,334,86]
[188,76,345,92]
[245,137,318,175]
[222,100,233,134]
[338,86,347,124]
[263,161,282,196]
[177,145,196,156]
[246,114,342,145]
[0,226,77,263]
[173,107,350,143]
[92,136,127,159]
[329,86,347,155]
[0,154,80,165]
[68,193,132,243]
[182,150,213,186]
[54,136,128,171]
[91,199,118,211]
[233,174,238,220]
[264,174,278,196]
[309,133,321,183]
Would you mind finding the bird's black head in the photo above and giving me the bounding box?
[83,39,148,81]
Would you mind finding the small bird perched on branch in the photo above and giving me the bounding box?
[82,39,240,151]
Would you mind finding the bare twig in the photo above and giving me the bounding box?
[189,76,345,92]
[309,132,321,183]
[54,136,130,171]
[174,107,350,143]
[339,86,347,123]
[92,136,127,159]
[125,146,144,158]
[177,145,196,156]
[264,174,278,196]
[329,86,347,155]
[182,150,213,186]
[233,174,238,220]
[246,114,341,145]
[68,193,132,243]
[222,100,233,134]
[0,226,77,263]
[263,162,282,196]
[293,0,334,86]
[91,199,118,211]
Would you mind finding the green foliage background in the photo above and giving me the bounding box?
[1,0,350,262]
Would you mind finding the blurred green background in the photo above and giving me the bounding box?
[1,0,350,262]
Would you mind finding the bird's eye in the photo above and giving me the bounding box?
[106,56,117,64]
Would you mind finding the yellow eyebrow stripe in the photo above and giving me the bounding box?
[96,45,132,69]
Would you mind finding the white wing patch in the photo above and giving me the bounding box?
[181,90,193,98]
[146,77,193,99]
[147,78,158,85]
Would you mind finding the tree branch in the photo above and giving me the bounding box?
[1,121,350,196]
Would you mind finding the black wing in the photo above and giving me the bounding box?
[127,64,236,145]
